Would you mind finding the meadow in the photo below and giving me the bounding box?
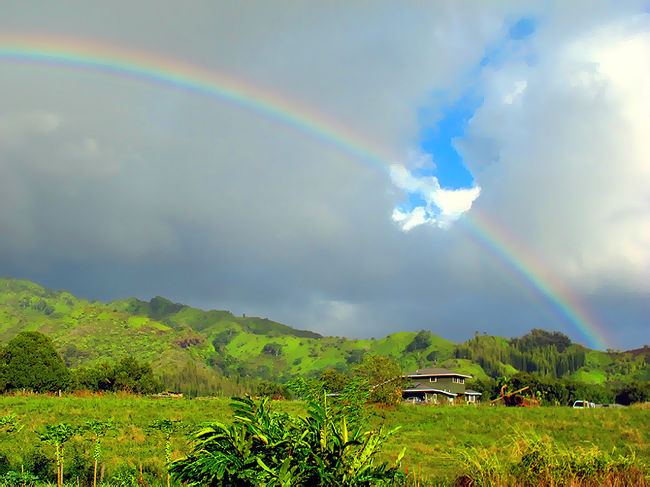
[0,394,647,486]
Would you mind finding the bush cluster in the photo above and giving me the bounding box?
[170,395,404,486]
[0,331,162,395]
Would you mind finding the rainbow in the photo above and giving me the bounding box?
[461,213,611,350]
[0,35,613,350]
[0,34,396,171]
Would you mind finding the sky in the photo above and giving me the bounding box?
[0,1,648,350]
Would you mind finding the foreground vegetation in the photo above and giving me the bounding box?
[0,394,647,486]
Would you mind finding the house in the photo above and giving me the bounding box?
[402,367,482,404]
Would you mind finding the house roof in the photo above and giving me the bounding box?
[405,367,472,379]
[402,383,458,397]
[464,389,483,396]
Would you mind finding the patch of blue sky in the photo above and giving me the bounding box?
[417,90,483,190]
[480,16,538,69]
[415,15,538,194]
[508,17,537,40]
[406,191,427,209]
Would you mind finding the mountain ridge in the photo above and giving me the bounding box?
[0,277,647,395]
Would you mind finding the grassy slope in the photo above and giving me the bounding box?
[570,349,650,385]
[0,278,459,385]
[0,277,647,390]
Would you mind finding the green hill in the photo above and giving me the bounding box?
[0,277,647,395]
[0,277,458,391]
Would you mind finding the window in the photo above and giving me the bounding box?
[429,377,437,382]
[452,377,465,383]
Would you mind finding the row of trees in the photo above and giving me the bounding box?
[0,331,162,394]
[455,330,587,379]
[2,330,646,405]
[256,354,405,406]
[256,351,649,407]
[467,372,649,405]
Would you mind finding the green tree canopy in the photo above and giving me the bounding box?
[261,343,283,356]
[353,354,403,405]
[405,330,433,353]
[0,331,70,392]
[320,368,348,393]
[113,355,163,394]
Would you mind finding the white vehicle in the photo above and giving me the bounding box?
[572,400,595,408]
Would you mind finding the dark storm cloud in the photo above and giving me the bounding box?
[1,1,648,349]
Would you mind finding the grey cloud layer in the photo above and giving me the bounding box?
[0,1,648,349]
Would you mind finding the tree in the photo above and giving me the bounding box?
[320,369,348,394]
[256,381,292,399]
[148,420,184,487]
[39,423,77,487]
[83,420,114,487]
[354,355,404,406]
[345,349,365,365]
[615,382,649,405]
[405,330,432,353]
[0,331,70,392]
[261,343,283,356]
[72,361,116,392]
[113,356,163,394]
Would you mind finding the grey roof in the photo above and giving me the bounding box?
[402,383,457,397]
[464,390,483,395]
[405,367,472,378]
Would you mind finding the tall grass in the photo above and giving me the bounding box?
[453,430,646,486]
[0,395,647,486]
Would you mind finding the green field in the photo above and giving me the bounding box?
[0,394,647,486]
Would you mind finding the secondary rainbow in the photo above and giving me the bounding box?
[0,35,612,350]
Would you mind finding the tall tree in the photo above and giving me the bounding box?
[0,331,70,392]
[113,355,162,394]
[354,354,403,405]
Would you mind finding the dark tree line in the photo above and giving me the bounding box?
[0,331,162,394]
[455,329,586,379]
[73,356,163,394]
[467,372,648,405]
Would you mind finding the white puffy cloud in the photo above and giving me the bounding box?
[389,164,481,230]
[458,11,650,291]
[392,206,432,231]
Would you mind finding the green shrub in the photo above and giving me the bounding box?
[256,381,292,399]
[170,395,404,486]
[0,470,39,487]
[0,331,70,393]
